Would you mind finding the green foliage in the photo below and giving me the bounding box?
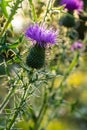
[0,0,87,130]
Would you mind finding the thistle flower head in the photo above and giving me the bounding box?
[71,41,83,51]
[25,23,57,47]
[60,0,84,12]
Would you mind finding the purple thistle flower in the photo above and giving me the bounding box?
[71,41,83,51]
[25,23,57,47]
[60,0,84,12]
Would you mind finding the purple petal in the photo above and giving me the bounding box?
[60,0,84,12]
[25,24,57,47]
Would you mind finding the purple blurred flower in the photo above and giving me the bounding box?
[60,0,84,12]
[25,24,57,47]
[71,41,83,51]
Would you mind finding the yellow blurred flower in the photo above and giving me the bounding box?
[67,71,86,87]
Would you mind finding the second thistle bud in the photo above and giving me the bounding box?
[59,14,75,28]
[26,44,45,69]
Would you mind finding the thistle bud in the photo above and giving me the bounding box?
[59,14,75,28]
[26,44,45,69]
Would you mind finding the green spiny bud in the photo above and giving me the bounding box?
[26,44,45,69]
[59,13,75,28]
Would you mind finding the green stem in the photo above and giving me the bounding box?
[0,87,15,113]
[58,52,79,90]
[33,79,56,130]
[0,0,23,37]
[28,0,37,21]
[33,87,48,130]
[43,0,53,22]
[6,87,27,130]
[6,106,21,130]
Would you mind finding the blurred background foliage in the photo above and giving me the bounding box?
[0,0,87,130]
